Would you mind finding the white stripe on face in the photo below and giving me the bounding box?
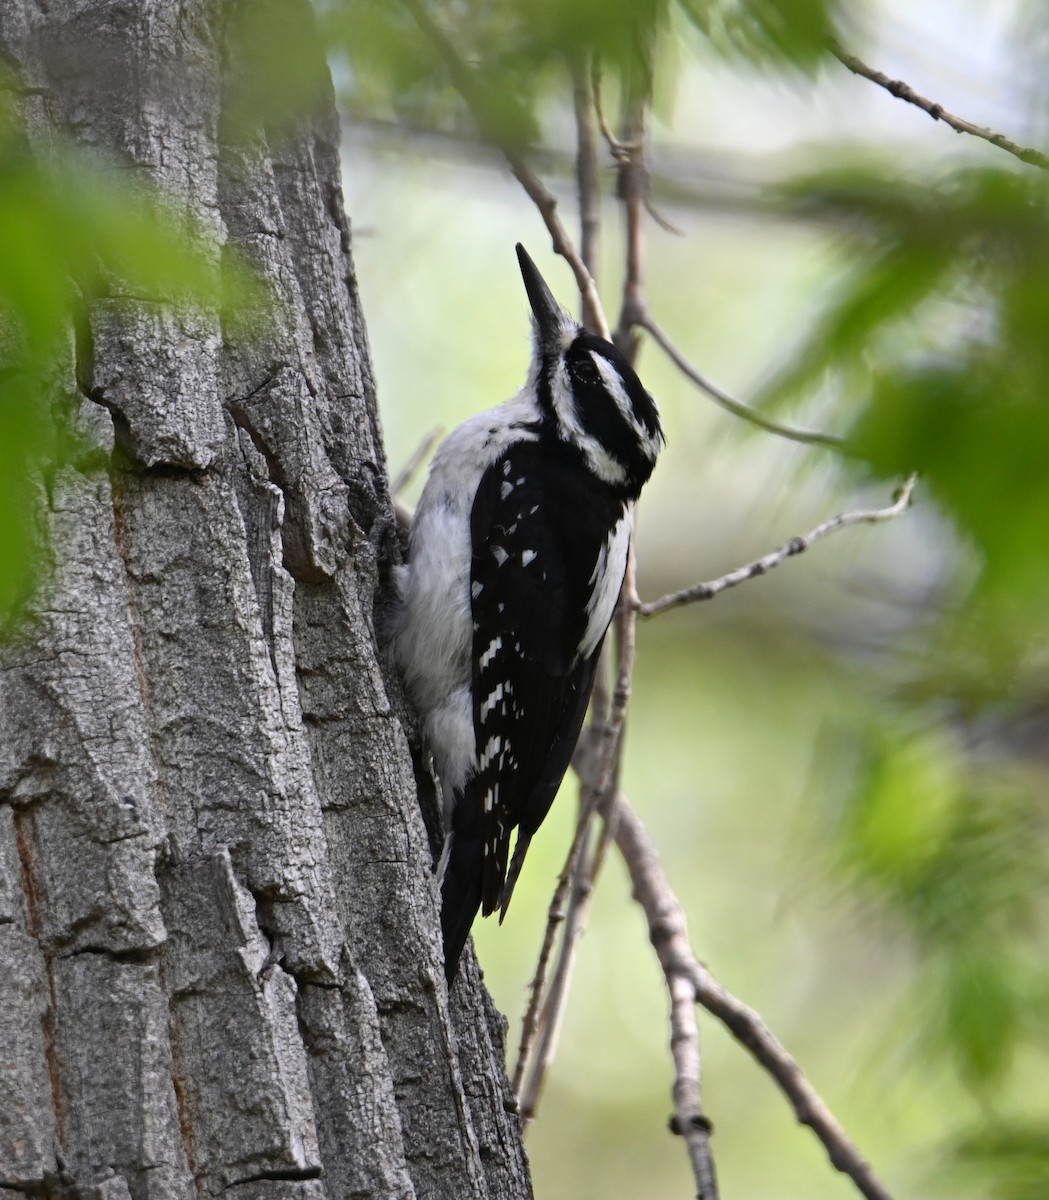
[548,359,628,486]
[591,351,662,463]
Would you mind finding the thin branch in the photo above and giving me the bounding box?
[515,547,639,1122]
[644,194,685,236]
[614,796,893,1200]
[390,425,443,494]
[638,475,917,618]
[612,44,652,353]
[515,819,596,1122]
[507,156,609,338]
[399,0,608,338]
[668,970,719,1200]
[511,803,594,1111]
[571,53,601,295]
[601,47,840,450]
[831,42,1049,171]
[641,313,845,449]
[511,850,571,1099]
[592,58,635,163]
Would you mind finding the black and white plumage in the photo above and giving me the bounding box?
[394,244,662,981]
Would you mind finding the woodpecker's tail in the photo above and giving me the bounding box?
[498,831,533,922]
[440,804,484,983]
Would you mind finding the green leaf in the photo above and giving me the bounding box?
[839,724,961,889]
[679,0,838,70]
[941,945,1020,1088]
[0,94,264,632]
[952,1124,1049,1200]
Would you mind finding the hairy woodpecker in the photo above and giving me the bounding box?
[394,244,663,981]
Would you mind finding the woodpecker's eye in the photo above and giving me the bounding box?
[571,355,600,384]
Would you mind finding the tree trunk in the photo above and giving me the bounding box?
[0,3,531,1198]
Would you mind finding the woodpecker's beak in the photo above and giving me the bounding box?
[516,243,571,352]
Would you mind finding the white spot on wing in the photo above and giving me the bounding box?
[479,734,504,772]
[480,683,504,720]
[521,550,537,566]
[492,545,509,566]
[484,781,500,813]
[480,637,502,669]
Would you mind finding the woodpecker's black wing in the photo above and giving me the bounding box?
[467,440,626,916]
[439,441,628,979]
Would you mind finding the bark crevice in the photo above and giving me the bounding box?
[0,2,531,1197]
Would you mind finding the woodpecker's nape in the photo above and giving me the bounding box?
[393,244,662,984]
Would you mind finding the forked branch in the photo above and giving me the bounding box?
[614,796,894,1200]
[831,42,1049,170]
[638,475,917,618]
[399,0,608,337]
[641,312,845,449]
[513,549,639,1121]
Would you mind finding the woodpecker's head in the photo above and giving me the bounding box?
[516,243,663,498]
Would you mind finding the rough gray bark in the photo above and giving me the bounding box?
[0,3,531,1199]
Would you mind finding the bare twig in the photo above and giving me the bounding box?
[602,50,840,451]
[511,852,572,1098]
[831,42,1049,171]
[668,969,719,1200]
[615,796,893,1200]
[511,74,615,1099]
[507,156,609,338]
[613,43,652,354]
[391,426,443,494]
[399,0,608,337]
[571,54,601,294]
[638,475,917,618]
[592,58,634,163]
[515,548,639,1121]
[644,194,685,236]
[641,313,845,449]
[515,822,596,1121]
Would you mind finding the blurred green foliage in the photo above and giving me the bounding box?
[0,90,255,631]
[840,724,1048,1088]
[756,159,1049,1160]
[225,0,340,137]
[952,1123,1049,1200]
[679,0,839,69]
[334,0,841,146]
[765,165,1049,646]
